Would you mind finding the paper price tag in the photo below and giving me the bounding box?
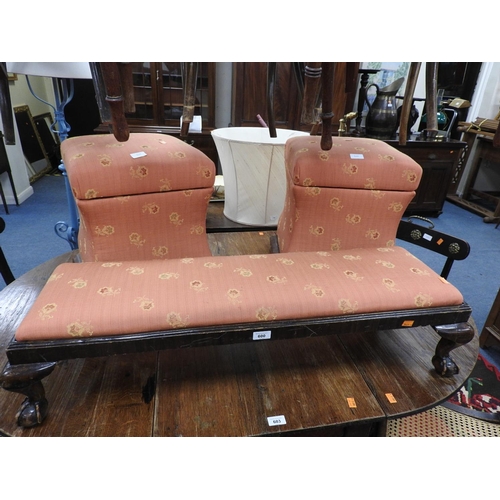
[385,393,397,404]
[253,331,271,341]
[402,320,414,327]
[267,415,286,427]
[347,397,357,408]
[350,154,364,160]
[423,233,432,242]
[130,151,147,159]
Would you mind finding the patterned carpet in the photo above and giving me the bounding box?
[387,405,500,437]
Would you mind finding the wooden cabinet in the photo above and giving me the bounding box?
[123,62,218,164]
[231,62,359,133]
[388,138,466,217]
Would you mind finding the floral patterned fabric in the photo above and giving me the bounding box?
[61,133,215,262]
[277,136,423,252]
[15,247,464,341]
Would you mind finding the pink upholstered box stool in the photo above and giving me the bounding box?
[61,133,216,262]
[277,136,423,253]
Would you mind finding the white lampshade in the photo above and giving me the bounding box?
[211,127,308,226]
[6,62,91,79]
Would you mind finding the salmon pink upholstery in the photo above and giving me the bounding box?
[277,136,423,252]
[15,248,463,341]
[61,133,215,262]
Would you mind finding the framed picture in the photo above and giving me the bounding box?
[14,105,53,182]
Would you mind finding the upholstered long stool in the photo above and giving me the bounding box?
[1,243,473,428]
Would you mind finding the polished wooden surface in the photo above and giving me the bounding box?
[0,232,478,437]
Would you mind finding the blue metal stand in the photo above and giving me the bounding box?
[26,76,79,250]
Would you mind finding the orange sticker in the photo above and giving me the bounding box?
[385,393,397,404]
[347,397,357,409]
[402,320,414,327]
[437,238,444,245]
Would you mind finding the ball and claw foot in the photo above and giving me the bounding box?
[432,322,475,377]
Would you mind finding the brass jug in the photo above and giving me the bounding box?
[365,77,405,139]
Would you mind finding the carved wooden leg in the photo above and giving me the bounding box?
[0,362,56,428]
[432,322,475,377]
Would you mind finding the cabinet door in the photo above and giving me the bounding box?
[126,62,215,129]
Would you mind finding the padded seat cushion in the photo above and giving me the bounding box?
[15,247,463,341]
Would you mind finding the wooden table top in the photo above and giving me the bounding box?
[0,231,478,437]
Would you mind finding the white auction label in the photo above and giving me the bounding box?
[267,415,286,426]
[253,330,272,340]
[423,233,433,241]
[130,151,147,159]
[350,154,364,159]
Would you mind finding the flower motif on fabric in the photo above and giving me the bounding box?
[378,154,395,162]
[143,203,160,215]
[343,254,361,261]
[190,280,208,292]
[331,238,341,251]
[168,151,187,159]
[117,196,130,203]
[39,303,57,320]
[184,190,193,197]
[402,169,419,183]
[414,293,433,307]
[375,260,395,269]
[365,229,381,240]
[191,225,204,235]
[276,258,295,265]
[329,197,343,211]
[129,233,145,246]
[98,154,112,167]
[67,321,93,337]
[371,190,385,199]
[166,312,189,328]
[169,212,184,225]
[302,177,314,187]
[181,258,194,264]
[126,266,145,275]
[388,201,404,212]
[234,268,253,277]
[338,299,358,313]
[382,278,399,293]
[48,273,64,282]
[305,187,321,196]
[158,272,179,280]
[95,225,115,237]
[317,251,332,257]
[152,246,168,257]
[130,165,148,179]
[377,247,395,253]
[311,263,330,270]
[354,147,369,153]
[68,277,88,289]
[344,270,363,281]
[159,178,172,192]
[97,286,121,297]
[204,261,223,269]
[305,284,325,298]
[346,214,361,224]
[134,296,155,311]
[318,152,329,161]
[249,255,268,259]
[72,153,85,160]
[85,189,99,199]
[267,275,287,285]
[256,307,278,321]
[342,163,359,175]
[227,288,242,304]
[197,166,213,179]
[365,178,376,189]
[296,147,309,154]
[310,226,325,236]
[101,262,123,267]
[410,267,430,276]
